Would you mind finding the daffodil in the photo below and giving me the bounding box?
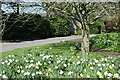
[113,74,118,78]
[48,68,52,72]
[99,75,104,78]
[97,71,103,78]
[87,75,90,78]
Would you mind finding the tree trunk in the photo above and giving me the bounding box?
[69,19,77,35]
[81,24,89,54]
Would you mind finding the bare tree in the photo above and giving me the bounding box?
[42,2,105,54]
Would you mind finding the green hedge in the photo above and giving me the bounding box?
[2,14,69,40]
[47,16,69,36]
[90,33,120,53]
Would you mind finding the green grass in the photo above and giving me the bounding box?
[1,41,71,58]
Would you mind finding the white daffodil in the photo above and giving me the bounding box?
[112,64,115,67]
[68,63,70,65]
[102,64,105,66]
[55,66,58,69]
[109,65,112,69]
[5,60,8,63]
[90,67,94,70]
[2,62,4,64]
[108,73,113,77]
[12,59,15,62]
[72,56,74,58]
[48,61,51,64]
[60,70,64,75]
[2,70,5,73]
[77,61,80,65]
[49,47,52,49]
[64,64,67,67]
[35,61,42,66]
[36,71,42,75]
[80,73,83,77]
[25,60,29,63]
[8,59,12,62]
[17,70,21,73]
[28,54,32,56]
[35,66,39,69]
[21,70,24,73]
[24,72,30,76]
[100,67,102,70]
[46,73,48,76]
[28,64,34,68]
[118,69,120,73]
[101,58,104,61]
[107,57,112,59]
[8,55,12,57]
[73,62,75,64]
[2,75,8,78]
[104,71,108,76]
[107,64,109,66]
[104,58,107,61]
[97,64,101,67]
[15,60,18,62]
[57,60,61,64]
[90,62,92,65]
[7,62,10,65]
[68,71,73,75]
[30,60,34,63]
[24,58,26,60]
[12,55,15,57]
[32,73,35,76]
[40,54,44,57]
[95,60,98,63]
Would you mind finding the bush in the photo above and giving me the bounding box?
[2,14,69,40]
[46,16,69,36]
[104,14,120,33]
[90,19,104,34]
[90,33,120,52]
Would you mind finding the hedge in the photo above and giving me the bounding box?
[2,14,69,40]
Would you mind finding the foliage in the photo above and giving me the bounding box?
[90,19,104,34]
[104,14,120,33]
[90,33,120,53]
[1,41,119,79]
[2,14,69,40]
[46,16,69,36]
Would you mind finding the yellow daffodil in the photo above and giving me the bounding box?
[35,62,40,66]
[97,71,103,78]
[87,75,90,78]
[113,74,118,78]
[99,75,104,78]
[48,68,52,72]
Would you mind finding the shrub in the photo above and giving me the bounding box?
[2,14,69,40]
[90,33,120,52]
[90,19,104,34]
[46,16,69,36]
[104,14,120,33]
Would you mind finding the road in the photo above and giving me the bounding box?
[1,35,96,53]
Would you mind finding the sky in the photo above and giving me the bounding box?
[1,2,46,14]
